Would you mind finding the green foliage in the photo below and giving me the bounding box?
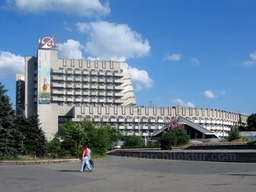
[103,125,123,149]
[19,114,46,157]
[159,128,189,150]
[227,126,240,142]
[58,120,91,157]
[46,137,67,158]
[247,113,256,131]
[57,120,116,157]
[247,140,256,145]
[123,135,144,148]
[0,82,18,159]
[89,126,109,156]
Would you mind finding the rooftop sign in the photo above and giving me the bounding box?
[39,36,58,49]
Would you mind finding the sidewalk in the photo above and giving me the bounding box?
[0,158,80,166]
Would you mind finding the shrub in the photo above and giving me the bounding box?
[159,128,189,150]
[227,127,240,142]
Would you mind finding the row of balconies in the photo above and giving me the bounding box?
[52,75,123,84]
[51,82,123,90]
[90,117,166,124]
[52,90,123,97]
[194,119,233,125]
[52,96,123,103]
[52,69,123,77]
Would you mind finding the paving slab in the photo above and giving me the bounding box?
[1,156,256,192]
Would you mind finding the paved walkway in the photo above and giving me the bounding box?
[1,156,256,192]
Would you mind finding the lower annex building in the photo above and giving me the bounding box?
[16,37,248,140]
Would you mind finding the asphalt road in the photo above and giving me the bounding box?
[1,156,256,192]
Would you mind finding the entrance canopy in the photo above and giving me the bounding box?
[152,116,219,139]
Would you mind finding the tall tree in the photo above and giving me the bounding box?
[247,113,256,131]
[0,82,17,158]
[24,114,46,157]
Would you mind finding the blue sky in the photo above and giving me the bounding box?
[0,0,255,115]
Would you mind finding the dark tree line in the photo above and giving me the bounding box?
[0,82,46,159]
[239,113,256,131]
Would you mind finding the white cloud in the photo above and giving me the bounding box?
[58,39,83,59]
[250,52,256,60]
[243,51,256,67]
[164,53,182,62]
[0,51,24,79]
[76,21,150,60]
[191,58,200,65]
[172,99,195,108]
[203,90,216,99]
[128,66,154,91]
[4,0,110,17]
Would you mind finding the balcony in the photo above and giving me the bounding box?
[106,71,112,76]
[91,91,97,96]
[91,71,97,76]
[82,70,89,75]
[66,91,74,95]
[114,86,123,90]
[83,98,89,102]
[66,98,73,102]
[52,90,64,94]
[74,98,81,102]
[106,85,114,90]
[118,118,125,122]
[83,77,90,82]
[114,79,123,83]
[52,75,64,81]
[98,78,105,83]
[52,69,64,74]
[51,82,64,88]
[114,99,122,104]
[74,91,82,95]
[82,84,89,89]
[74,77,82,81]
[98,92,105,96]
[66,84,73,88]
[114,92,123,97]
[91,98,97,102]
[106,79,113,83]
[114,72,123,77]
[90,85,97,89]
[93,117,101,122]
[98,85,105,89]
[66,77,73,81]
[99,98,105,103]
[106,92,113,96]
[99,71,105,76]
[90,77,97,82]
[52,96,64,101]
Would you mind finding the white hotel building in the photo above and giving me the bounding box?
[16,37,248,140]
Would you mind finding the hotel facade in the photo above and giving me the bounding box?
[16,37,248,140]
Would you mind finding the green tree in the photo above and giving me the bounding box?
[46,137,65,158]
[247,113,256,131]
[123,135,144,148]
[0,82,18,159]
[22,114,46,157]
[104,125,123,149]
[89,126,109,156]
[159,128,189,150]
[58,120,90,157]
[227,126,240,142]
[13,113,27,155]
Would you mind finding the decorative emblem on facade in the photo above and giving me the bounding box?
[39,36,58,49]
